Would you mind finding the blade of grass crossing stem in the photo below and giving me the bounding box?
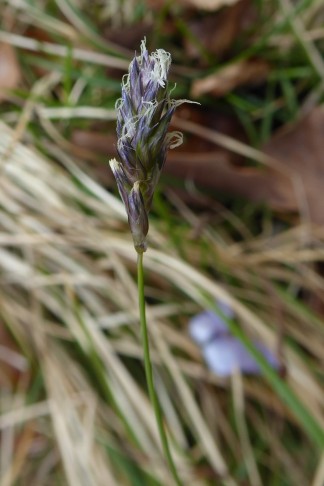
[205,297,324,449]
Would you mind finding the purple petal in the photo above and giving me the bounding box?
[203,337,258,376]
[189,310,228,345]
[188,301,234,345]
[203,337,279,377]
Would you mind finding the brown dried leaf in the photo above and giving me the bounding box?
[70,129,117,185]
[185,0,254,59]
[72,130,117,156]
[0,322,27,387]
[169,107,324,224]
[191,59,270,97]
[103,23,152,52]
[0,43,21,101]
[262,107,324,224]
[165,150,293,211]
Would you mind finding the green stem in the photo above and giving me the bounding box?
[137,252,182,486]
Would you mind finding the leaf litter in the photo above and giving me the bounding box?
[0,43,21,102]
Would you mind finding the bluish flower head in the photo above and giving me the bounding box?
[189,302,279,377]
[110,39,189,253]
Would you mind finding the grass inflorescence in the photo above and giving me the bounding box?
[0,1,324,485]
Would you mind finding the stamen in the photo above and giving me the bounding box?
[166,131,183,149]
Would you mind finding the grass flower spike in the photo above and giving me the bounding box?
[109,39,196,485]
[110,39,188,253]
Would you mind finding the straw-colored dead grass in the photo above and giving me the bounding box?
[0,0,324,483]
[0,117,324,485]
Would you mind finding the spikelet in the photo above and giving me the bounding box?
[110,39,194,253]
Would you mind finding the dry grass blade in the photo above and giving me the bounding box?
[0,54,323,482]
[0,120,199,483]
[1,1,323,483]
[231,372,262,486]
[0,30,130,70]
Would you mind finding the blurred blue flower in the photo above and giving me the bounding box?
[189,303,279,377]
